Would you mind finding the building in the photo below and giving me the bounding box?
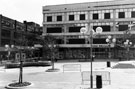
[43,0,135,61]
[0,14,42,61]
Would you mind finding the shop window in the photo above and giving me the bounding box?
[131,11,135,18]
[93,13,99,20]
[47,16,52,22]
[118,12,125,18]
[93,38,106,44]
[69,27,82,32]
[80,14,85,20]
[68,39,85,44]
[69,15,74,21]
[93,25,111,32]
[104,13,110,19]
[118,25,128,31]
[57,15,62,21]
[47,27,62,33]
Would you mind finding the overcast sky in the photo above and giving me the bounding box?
[0,0,112,26]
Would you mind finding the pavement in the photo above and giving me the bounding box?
[0,60,135,89]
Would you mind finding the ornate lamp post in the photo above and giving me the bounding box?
[46,44,59,72]
[106,36,116,67]
[5,44,14,61]
[124,39,132,61]
[49,44,56,70]
[80,26,103,88]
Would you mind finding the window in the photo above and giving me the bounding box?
[68,39,85,44]
[93,25,111,32]
[93,38,106,44]
[69,15,74,21]
[118,12,125,18]
[119,25,128,31]
[69,27,82,32]
[47,27,62,33]
[104,13,110,19]
[131,11,135,18]
[47,16,52,22]
[57,15,62,21]
[80,14,85,20]
[93,13,99,20]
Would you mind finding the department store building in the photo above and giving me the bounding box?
[43,0,135,61]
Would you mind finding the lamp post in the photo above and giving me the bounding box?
[106,36,116,67]
[5,44,14,61]
[124,39,132,61]
[46,44,59,72]
[49,44,56,70]
[80,26,103,88]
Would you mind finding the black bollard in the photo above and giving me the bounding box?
[107,61,111,67]
[96,75,102,88]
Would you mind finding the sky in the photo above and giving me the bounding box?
[0,0,112,26]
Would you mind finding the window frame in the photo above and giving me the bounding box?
[57,15,62,21]
[104,13,110,19]
[80,14,85,20]
[93,13,99,20]
[69,15,74,21]
[118,12,125,18]
[47,16,52,22]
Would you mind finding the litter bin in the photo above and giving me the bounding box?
[96,75,102,88]
[107,61,111,67]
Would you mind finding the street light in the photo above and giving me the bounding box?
[80,26,103,88]
[46,44,59,72]
[124,39,132,61]
[48,44,56,70]
[5,44,14,61]
[106,35,116,67]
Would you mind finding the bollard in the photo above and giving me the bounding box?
[96,75,102,88]
[107,61,111,67]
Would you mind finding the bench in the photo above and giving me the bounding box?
[63,64,81,72]
[81,71,111,86]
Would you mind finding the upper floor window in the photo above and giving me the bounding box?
[131,11,135,18]
[57,15,62,21]
[118,12,125,18]
[47,16,52,22]
[104,13,110,19]
[80,14,85,20]
[93,13,98,20]
[69,15,74,21]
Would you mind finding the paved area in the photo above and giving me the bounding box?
[0,60,135,89]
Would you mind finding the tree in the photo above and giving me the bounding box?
[40,34,59,72]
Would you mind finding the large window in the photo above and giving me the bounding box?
[69,15,74,21]
[93,38,106,44]
[47,16,52,22]
[47,27,62,33]
[93,13,99,20]
[57,15,62,21]
[104,13,110,19]
[80,14,85,20]
[119,25,128,31]
[118,12,125,18]
[68,39,85,44]
[131,11,135,18]
[93,25,111,32]
[69,27,82,32]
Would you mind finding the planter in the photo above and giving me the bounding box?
[5,82,33,89]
